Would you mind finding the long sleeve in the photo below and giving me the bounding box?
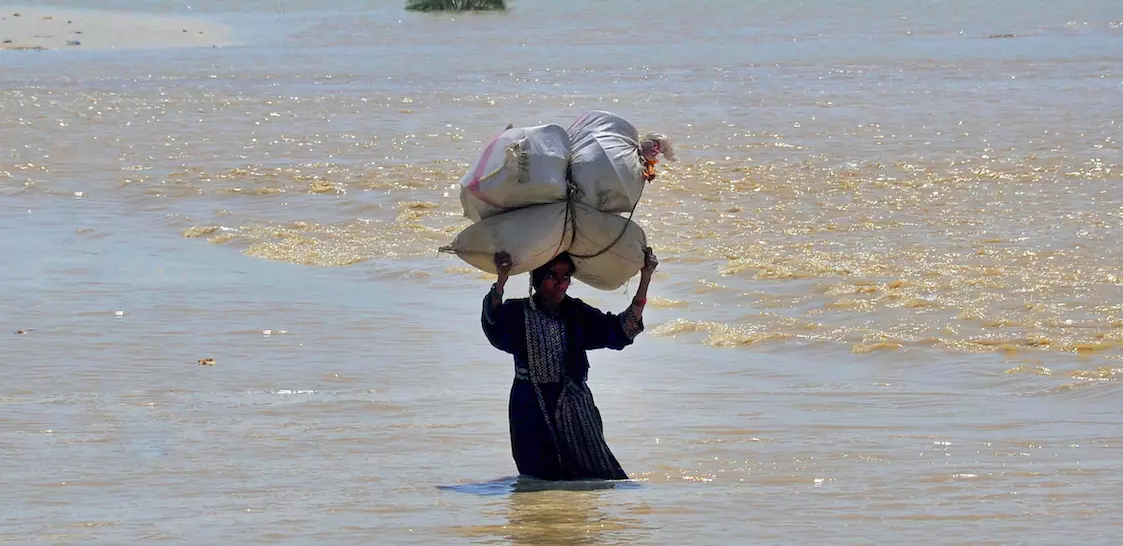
[567,298,644,351]
[482,288,521,354]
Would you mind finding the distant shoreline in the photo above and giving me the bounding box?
[0,5,232,52]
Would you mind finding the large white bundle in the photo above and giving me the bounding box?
[568,203,649,291]
[458,124,571,222]
[441,200,648,291]
[441,202,571,276]
[567,110,675,213]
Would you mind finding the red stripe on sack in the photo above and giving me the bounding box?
[468,133,504,208]
[569,112,590,131]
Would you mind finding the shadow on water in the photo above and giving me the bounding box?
[438,475,643,496]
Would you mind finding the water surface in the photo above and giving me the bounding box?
[3,0,1122,543]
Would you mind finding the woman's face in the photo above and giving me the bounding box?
[537,261,572,305]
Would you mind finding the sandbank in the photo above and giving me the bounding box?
[0,5,232,52]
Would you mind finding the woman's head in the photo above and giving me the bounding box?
[531,252,576,305]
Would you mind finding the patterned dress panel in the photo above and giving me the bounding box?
[523,300,568,384]
[555,380,622,479]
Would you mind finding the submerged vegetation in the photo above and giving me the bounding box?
[405,0,507,12]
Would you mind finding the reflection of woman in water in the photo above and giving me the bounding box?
[481,249,658,481]
[501,487,617,546]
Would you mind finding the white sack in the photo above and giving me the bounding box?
[441,201,649,291]
[568,203,649,291]
[458,124,571,222]
[567,110,676,214]
[442,202,571,276]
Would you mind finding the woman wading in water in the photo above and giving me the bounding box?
[481,249,657,480]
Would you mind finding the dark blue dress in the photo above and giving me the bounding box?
[481,289,644,481]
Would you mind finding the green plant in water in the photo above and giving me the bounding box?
[405,0,507,12]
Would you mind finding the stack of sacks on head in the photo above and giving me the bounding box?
[440,111,675,291]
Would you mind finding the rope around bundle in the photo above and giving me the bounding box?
[558,180,641,260]
[437,146,660,268]
[436,170,647,264]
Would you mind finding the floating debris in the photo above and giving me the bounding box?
[198,357,216,366]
